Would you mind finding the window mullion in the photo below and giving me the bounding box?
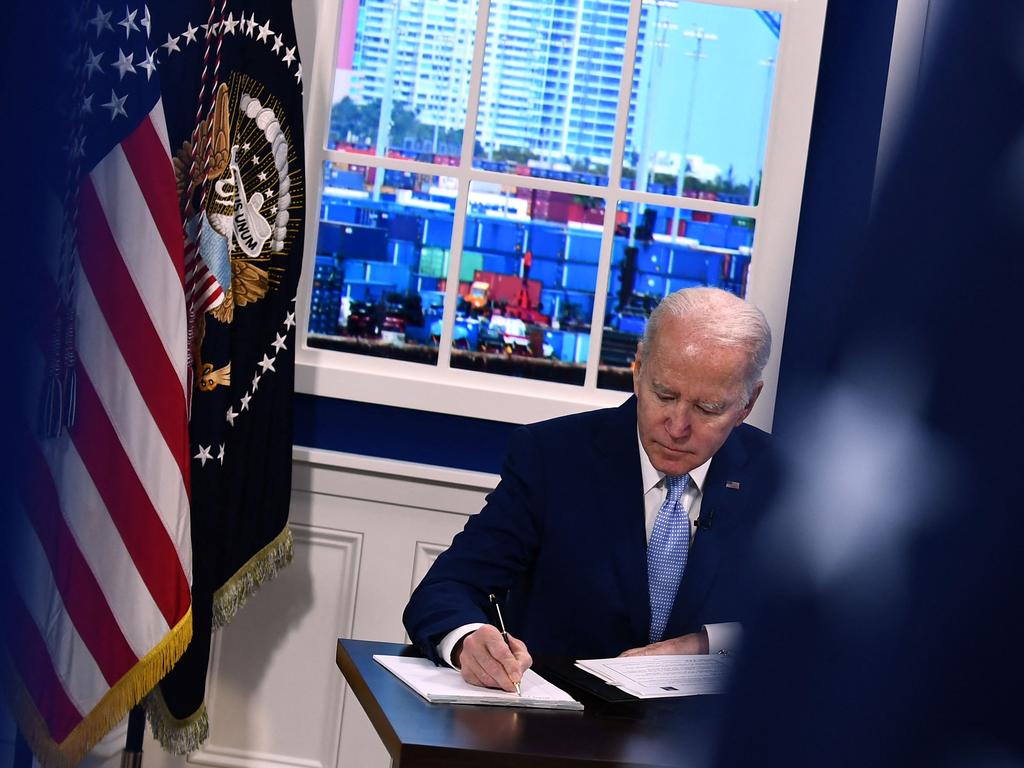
[435,174,471,370]
[460,0,492,169]
[583,0,645,389]
[435,0,494,371]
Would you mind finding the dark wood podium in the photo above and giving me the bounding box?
[336,639,725,768]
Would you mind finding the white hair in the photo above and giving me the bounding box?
[641,286,772,397]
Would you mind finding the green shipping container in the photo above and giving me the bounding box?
[459,251,484,283]
[418,246,449,278]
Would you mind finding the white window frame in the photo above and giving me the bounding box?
[295,0,828,430]
[874,0,932,200]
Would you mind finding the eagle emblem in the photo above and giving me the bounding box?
[174,75,295,391]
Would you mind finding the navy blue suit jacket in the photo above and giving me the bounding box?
[403,396,777,663]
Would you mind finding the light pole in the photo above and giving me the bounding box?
[430,31,465,156]
[431,36,452,155]
[372,0,402,201]
[748,56,774,206]
[669,24,716,242]
[631,0,677,247]
[558,0,586,162]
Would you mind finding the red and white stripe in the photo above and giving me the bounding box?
[14,99,192,750]
[184,236,225,316]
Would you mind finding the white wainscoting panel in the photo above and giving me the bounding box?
[410,542,448,595]
[127,449,496,768]
[194,523,362,768]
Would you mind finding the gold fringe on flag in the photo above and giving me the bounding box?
[142,524,293,755]
[142,684,209,756]
[1,607,193,768]
[213,524,294,629]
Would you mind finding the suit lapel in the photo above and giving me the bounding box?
[668,426,750,633]
[596,397,650,644]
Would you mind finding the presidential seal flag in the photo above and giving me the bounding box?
[142,1,306,753]
[2,2,193,766]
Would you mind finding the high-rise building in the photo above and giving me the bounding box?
[349,0,652,166]
[350,0,476,129]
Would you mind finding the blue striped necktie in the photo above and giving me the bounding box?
[648,473,690,643]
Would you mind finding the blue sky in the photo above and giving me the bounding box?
[334,0,781,183]
[637,2,780,184]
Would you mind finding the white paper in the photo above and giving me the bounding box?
[373,655,584,710]
[575,654,734,698]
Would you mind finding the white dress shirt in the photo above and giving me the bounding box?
[436,433,742,666]
[637,430,742,655]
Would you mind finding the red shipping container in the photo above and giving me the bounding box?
[473,270,497,286]
[339,143,374,156]
[490,274,521,303]
[543,199,570,223]
[666,219,687,237]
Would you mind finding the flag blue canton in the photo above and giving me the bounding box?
[80,4,162,172]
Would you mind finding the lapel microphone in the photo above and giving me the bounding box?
[695,509,715,531]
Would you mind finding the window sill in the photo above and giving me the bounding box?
[295,346,631,425]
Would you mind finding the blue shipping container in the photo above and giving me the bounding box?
[567,231,601,264]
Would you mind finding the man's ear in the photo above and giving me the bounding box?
[632,342,644,395]
[736,380,764,424]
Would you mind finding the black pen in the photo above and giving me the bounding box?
[488,593,521,695]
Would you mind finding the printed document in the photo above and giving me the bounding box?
[575,655,734,698]
[373,655,584,710]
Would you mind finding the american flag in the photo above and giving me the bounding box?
[185,228,226,317]
[8,4,193,765]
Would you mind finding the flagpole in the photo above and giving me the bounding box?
[121,706,146,768]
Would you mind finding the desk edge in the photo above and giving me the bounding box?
[335,640,405,764]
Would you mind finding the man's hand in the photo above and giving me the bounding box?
[452,625,532,692]
[619,628,709,657]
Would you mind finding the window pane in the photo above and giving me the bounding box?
[308,161,461,365]
[473,0,630,184]
[623,2,780,203]
[447,181,608,384]
[330,0,480,159]
[597,200,755,390]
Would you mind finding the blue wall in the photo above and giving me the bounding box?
[293,394,517,474]
[294,2,899,473]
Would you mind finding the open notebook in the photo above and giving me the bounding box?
[373,655,584,710]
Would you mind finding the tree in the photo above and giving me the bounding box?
[330,97,469,156]
[329,97,380,147]
[391,102,432,143]
[491,145,536,165]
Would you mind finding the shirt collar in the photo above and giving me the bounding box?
[637,428,711,495]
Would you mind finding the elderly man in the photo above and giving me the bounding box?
[403,286,776,691]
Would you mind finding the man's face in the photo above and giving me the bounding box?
[633,317,762,476]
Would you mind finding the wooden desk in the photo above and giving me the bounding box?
[336,639,724,768]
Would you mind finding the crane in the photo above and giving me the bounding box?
[755,10,782,38]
